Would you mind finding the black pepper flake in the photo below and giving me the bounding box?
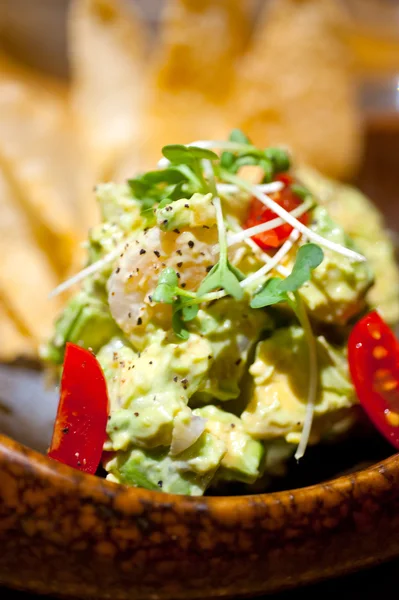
[177,249,182,256]
[235,358,242,365]
[181,283,186,288]
[139,249,146,255]
[134,412,139,417]
[200,251,205,256]
[177,261,183,268]
[137,317,143,326]
[203,225,210,229]
[184,204,189,208]
[62,427,69,434]
[173,376,178,382]
[157,481,163,488]
[230,423,236,429]
[148,295,152,302]
[149,361,153,365]
[188,240,194,248]
[162,219,168,226]
[161,262,166,267]
[154,250,160,258]
[165,206,173,212]
[181,378,188,385]
[176,273,181,279]
[128,312,132,318]
[136,240,140,244]
[115,267,120,274]
[136,268,140,273]
[173,228,180,234]
[206,265,213,273]
[208,355,212,360]
[77,461,81,467]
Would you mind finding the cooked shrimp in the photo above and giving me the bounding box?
[108,225,218,350]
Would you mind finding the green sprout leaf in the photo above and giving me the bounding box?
[142,168,187,185]
[250,244,324,309]
[197,262,244,300]
[229,129,250,144]
[181,303,199,321]
[172,307,190,340]
[291,183,311,201]
[250,277,287,308]
[282,244,324,292]
[263,147,291,173]
[158,267,179,287]
[162,145,218,164]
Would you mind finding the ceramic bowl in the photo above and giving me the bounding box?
[1,3,399,593]
[1,434,399,599]
[0,124,398,598]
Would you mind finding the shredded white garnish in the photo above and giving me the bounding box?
[294,296,319,460]
[226,174,366,263]
[217,181,283,195]
[49,246,122,298]
[242,236,290,277]
[226,200,311,248]
[241,230,300,288]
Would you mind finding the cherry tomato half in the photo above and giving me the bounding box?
[48,343,109,474]
[244,174,309,250]
[348,311,399,449]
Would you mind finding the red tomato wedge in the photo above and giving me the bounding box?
[244,174,310,250]
[48,343,109,473]
[348,311,399,449]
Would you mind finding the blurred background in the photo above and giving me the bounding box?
[0,0,398,450]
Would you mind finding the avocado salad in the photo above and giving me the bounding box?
[42,131,399,496]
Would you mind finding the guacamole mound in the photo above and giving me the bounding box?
[43,137,398,496]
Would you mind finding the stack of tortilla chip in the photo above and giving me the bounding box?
[0,0,361,361]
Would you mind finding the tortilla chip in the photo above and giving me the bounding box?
[232,0,362,180]
[116,0,253,176]
[0,163,62,345]
[68,0,147,180]
[0,301,34,362]
[0,55,84,273]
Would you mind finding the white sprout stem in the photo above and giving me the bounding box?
[224,173,366,263]
[226,200,311,248]
[290,293,318,461]
[243,236,290,277]
[49,246,122,298]
[241,230,300,288]
[217,181,283,195]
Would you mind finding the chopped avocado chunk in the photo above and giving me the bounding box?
[241,326,356,445]
[192,297,272,401]
[106,394,185,451]
[42,291,119,364]
[96,182,142,228]
[297,207,373,325]
[156,193,216,231]
[297,166,399,326]
[99,334,211,410]
[104,447,215,495]
[194,406,264,483]
[104,431,225,495]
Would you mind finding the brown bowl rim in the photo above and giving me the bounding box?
[2,432,399,509]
